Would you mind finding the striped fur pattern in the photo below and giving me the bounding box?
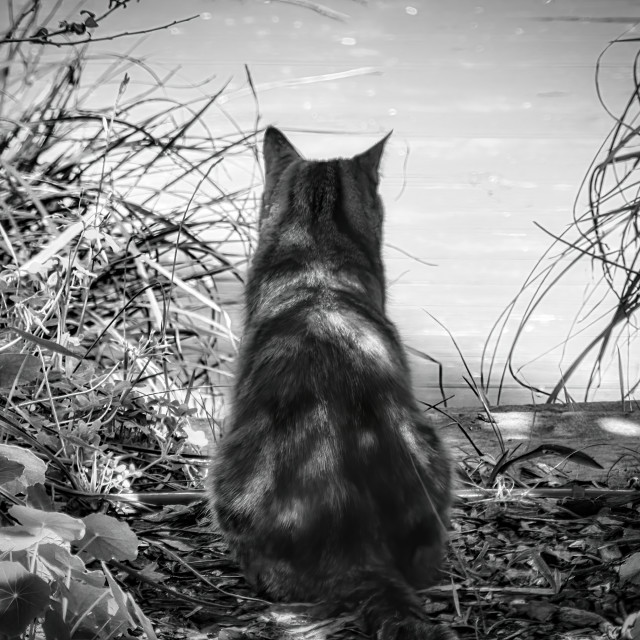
[211,127,456,640]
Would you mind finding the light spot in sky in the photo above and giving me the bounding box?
[243,16,255,24]
[282,66,292,76]
[475,5,484,13]
[405,6,418,15]
[170,27,181,35]
[388,107,397,116]
[515,27,524,35]
[225,18,236,26]
[366,88,376,97]
[341,37,357,46]
[257,29,269,37]
[272,16,280,23]
[293,21,303,28]
[303,101,312,110]
[200,12,212,20]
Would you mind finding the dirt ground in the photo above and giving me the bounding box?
[121,402,640,640]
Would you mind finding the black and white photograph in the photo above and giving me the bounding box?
[1,1,640,638]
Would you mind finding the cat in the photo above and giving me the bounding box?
[211,126,457,640]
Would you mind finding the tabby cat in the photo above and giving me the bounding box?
[211,127,456,640]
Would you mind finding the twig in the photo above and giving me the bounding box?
[1,15,199,45]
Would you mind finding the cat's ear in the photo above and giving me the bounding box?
[353,131,392,185]
[263,127,303,183]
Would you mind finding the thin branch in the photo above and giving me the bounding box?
[1,14,199,46]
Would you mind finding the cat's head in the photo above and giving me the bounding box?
[259,126,392,254]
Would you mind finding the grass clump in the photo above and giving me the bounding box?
[482,37,640,406]
[0,3,259,637]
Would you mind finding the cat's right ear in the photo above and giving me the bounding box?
[263,127,303,185]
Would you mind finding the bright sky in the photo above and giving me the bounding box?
[21,0,640,404]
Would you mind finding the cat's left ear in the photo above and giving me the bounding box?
[263,126,303,185]
[353,131,392,185]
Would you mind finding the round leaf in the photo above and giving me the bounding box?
[79,513,139,561]
[0,561,50,635]
[0,526,47,552]
[10,505,85,542]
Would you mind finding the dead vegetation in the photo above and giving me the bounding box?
[482,33,640,407]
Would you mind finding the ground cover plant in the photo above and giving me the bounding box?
[481,33,640,406]
[0,2,256,637]
[1,2,640,639]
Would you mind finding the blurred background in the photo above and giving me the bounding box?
[4,0,640,410]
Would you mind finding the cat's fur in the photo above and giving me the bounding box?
[211,127,456,640]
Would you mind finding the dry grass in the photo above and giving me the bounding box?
[0,4,260,636]
[481,34,640,407]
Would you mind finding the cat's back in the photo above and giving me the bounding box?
[236,133,401,387]
[211,128,455,639]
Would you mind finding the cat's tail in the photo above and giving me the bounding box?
[357,572,457,640]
